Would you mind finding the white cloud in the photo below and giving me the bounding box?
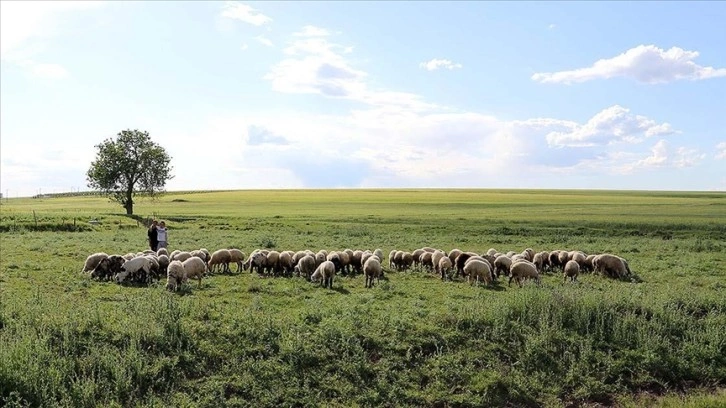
[532,45,726,84]
[220,2,271,26]
[545,105,675,147]
[240,43,249,51]
[625,140,705,172]
[0,1,103,78]
[293,25,330,37]
[715,142,726,159]
[255,35,273,47]
[548,24,557,30]
[419,58,463,71]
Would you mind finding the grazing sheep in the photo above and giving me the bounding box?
[156,247,168,257]
[464,260,493,286]
[172,251,192,263]
[157,254,170,276]
[169,249,181,260]
[393,251,405,271]
[363,257,382,288]
[493,255,512,277]
[570,251,587,268]
[438,256,453,281]
[265,251,281,275]
[277,251,294,276]
[388,250,398,268]
[311,260,335,289]
[486,248,498,257]
[454,252,477,277]
[116,256,152,284]
[558,251,570,268]
[593,254,631,279]
[315,251,328,269]
[532,252,546,272]
[208,249,232,274]
[91,255,124,281]
[228,249,246,273]
[145,255,160,280]
[549,251,562,271]
[327,251,343,273]
[509,260,541,288]
[338,250,351,275]
[411,249,425,268]
[292,251,308,267]
[431,251,446,274]
[401,252,414,270]
[373,249,384,264]
[294,254,316,278]
[244,251,267,274]
[165,260,185,291]
[82,252,108,273]
[182,256,207,287]
[523,248,535,262]
[122,253,135,261]
[190,249,207,262]
[563,260,580,283]
[583,254,597,273]
[199,248,211,263]
[448,249,463,264]
[420,251,434,271]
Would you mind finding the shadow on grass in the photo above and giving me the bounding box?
[331,286,351,295]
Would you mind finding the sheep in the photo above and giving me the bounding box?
[165,260,185,291]
[447,249,463,265]
[190,249,207,262]
[226,248,246,273]
[169,249,181,260]
[570,251,587,268]
[532,252,546,272]
[509,260,541,288]
[172,251,192,263]
[431,251,446,274]
[463,260,493,286]
[454,252,477,277]
[315,251,328,269]
[199,248,211,263]
[244,251,267,274]
[401,252,414,271]
[493,255,513,278]
[361,251,375,267]
[593,254,631,279]
[116,256,152,284]
[438,256,453,281]
[156,247,168,257]
[327,251,343,273]
[157,254,170,276]
[208,249,232,274]
[91,255,124,281]
[294,254,316,278]
[82,252,108,273]
[420,251,434,271]
[122,253,135,261]
[182,256,207,288]
[145,255,160,280]
[373,249,384,264]
[563,260,580,283]
[558,251,570,268]
[393,251,405,270]
[583,254,597,273]
[311,260,335,289]
[363,257,382,288]
[411,249,425,268]
[486,248,498,257]
[523,248,535,262]
[388,250,397,268]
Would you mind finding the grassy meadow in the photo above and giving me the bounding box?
[1,189,725,407]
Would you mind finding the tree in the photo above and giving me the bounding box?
[87,129,173,215]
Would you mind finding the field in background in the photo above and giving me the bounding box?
[1,189,725,407]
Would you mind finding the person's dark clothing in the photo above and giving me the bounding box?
[148,225,158,251]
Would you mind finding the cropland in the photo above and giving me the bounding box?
[1,189,725,407]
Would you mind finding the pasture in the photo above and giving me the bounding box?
[1,189,725,407]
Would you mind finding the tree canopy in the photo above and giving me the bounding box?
[86,129,173,215]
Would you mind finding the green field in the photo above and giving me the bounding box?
[1,189,725,407]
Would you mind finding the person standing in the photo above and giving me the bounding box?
[156,220,168,249]
[148,219,159,251]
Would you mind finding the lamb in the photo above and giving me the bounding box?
[563,260,580,283]
[208,249,232,274]
[165,260,185,291]
[116,256,152,284]
[81,252,108,273]
[463,260,493,286]
[438,256,453,281]
[311,260,336,289]
[509,260,541,288]
[182,256,207,288]
[593,254,631,279]
[363,257,382,288]
[294,254,316,278]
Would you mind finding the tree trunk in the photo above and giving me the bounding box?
[124,189,134,215]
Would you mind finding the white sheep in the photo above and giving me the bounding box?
[438,256,453,281]
[81,252,108,273]
[116,256,152,284]
[172,251,192,263]
[228,248,246,273]
[182,256,207,287]
[165,260,185,291]
[363,257,382,288]
[593,254,631,279]
[563,260,580,283]
[509,260,541,287]
[294,254,316,278]
[463,260,492,286]
[311,260,336,289]
[208,249,232,274]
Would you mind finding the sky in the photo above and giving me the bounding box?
[1,1,725,197]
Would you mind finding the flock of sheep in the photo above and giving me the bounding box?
[80,245,633,291]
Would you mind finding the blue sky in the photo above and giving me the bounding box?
[1,1,725,197]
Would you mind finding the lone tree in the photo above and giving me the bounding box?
[87,129,173,215]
